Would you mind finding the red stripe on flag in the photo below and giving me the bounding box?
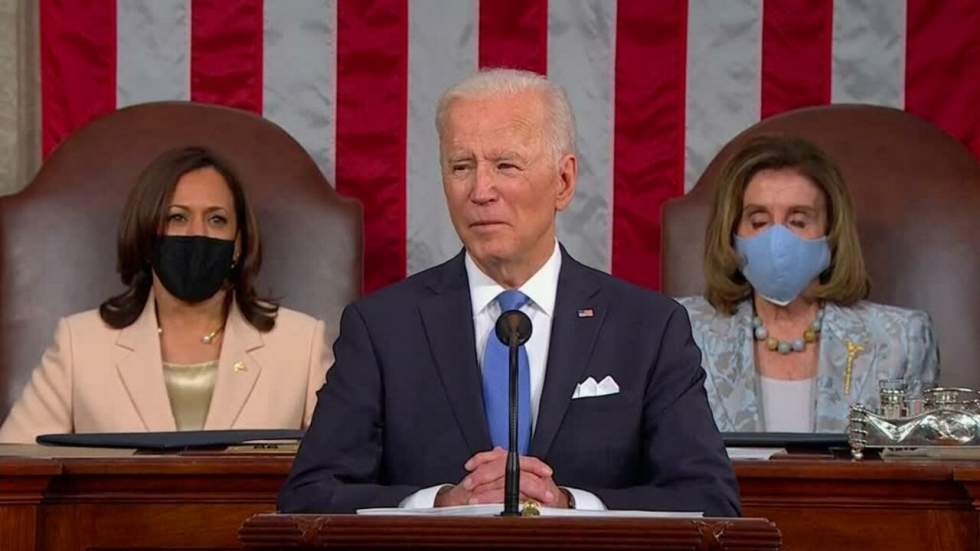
[40,0,116,158]
[612,0,688,290]
[478,0,547,73]
[760,0,833,119]
[336,0,408,293]
[906,0,980,158]
[190,0,264,113]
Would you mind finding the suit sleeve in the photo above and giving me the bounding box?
[0,318,74,443]
[301,319,332,429]
[588,304,742,517]
[278,304,420,513]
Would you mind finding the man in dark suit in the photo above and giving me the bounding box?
[279,69,740,516]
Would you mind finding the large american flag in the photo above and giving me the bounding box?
[40,0,980,293]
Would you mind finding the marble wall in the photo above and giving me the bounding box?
[0,0,39,196]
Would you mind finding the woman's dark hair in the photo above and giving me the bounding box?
[99,146,278,330]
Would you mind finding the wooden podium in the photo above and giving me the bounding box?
[238,514,782,550]
[9,451,980,550]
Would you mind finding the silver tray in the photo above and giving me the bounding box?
[849,386,980,459]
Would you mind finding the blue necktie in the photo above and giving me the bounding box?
[482,290,532,455]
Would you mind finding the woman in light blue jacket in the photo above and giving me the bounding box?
[679,135,938,433]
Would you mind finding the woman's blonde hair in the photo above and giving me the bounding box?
[704,135,870,314]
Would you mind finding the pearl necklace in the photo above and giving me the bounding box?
[752,309,823,355]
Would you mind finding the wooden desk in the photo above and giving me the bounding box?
[2,452,979,550]
[238,514,781,550]
[0,454,287,550]
[738,456,979,550]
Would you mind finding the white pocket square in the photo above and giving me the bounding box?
[571,375,620,399]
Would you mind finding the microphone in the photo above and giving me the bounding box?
[495,309,532,348]
[494,309,532,517]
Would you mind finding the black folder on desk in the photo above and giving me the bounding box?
[723,432,849,450]
[36,429,304,450]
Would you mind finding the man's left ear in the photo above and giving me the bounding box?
[555,154,577,211]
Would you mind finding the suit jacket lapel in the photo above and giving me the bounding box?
[115,295,177,431]
[204,301,263,429]
[419,252,492,455]
[530,250,604,458]
[815,302,875,432]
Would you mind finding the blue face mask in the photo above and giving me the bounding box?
[734,224,831,306]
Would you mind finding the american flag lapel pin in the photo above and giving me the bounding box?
[577,308,595,318]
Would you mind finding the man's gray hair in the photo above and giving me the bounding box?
[435,68,577,161]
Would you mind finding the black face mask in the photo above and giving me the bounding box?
[152,236,236,303]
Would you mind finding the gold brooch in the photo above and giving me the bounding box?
[844,341,865,395]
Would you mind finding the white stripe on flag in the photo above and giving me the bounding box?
[262,0,337,184]
[116,0,190,107]
[684,0,762,192]
[406,0,477,275]
[831,0,906,108]
[548,0,616,273]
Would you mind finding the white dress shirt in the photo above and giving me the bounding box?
[400,242,605,510]
[467,241,560,428]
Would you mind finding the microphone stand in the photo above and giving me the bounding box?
[494,309,531,517]
[502,332,521,517]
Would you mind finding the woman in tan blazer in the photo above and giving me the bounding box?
[0,146,331,443]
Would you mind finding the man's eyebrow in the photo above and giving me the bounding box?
[489,151,528,162]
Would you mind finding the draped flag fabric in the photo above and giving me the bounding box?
[40,0,980,293]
